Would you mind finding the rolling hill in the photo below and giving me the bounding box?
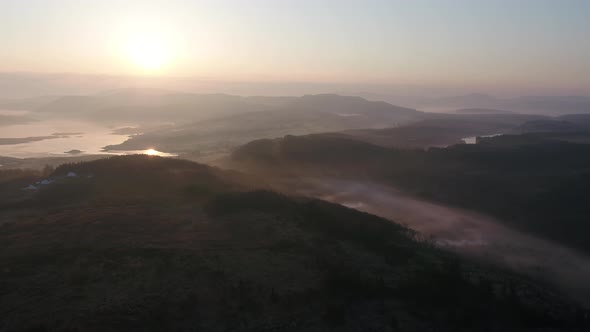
[231,131,590,255]
[0,155,585,331]
[102,94,423,157]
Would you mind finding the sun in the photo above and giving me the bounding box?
[145,149,158,156]
[122,25,175,73]
[128,37,170,72]
[128,35,170,72]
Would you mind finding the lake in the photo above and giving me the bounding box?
[461,133,502,144]
[0,112,174,158]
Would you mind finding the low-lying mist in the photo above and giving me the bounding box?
[292,178,590,306]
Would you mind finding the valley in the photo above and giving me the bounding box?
[2,90,590,331]
[287,178,590,307]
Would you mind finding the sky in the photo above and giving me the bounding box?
[1,0,589,94]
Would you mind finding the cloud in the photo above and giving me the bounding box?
[0,133,80,145]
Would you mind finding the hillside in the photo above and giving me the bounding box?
[339,113,548,149]
[103,94,423,157]
[231,132,590,255]
[0,155,585,331]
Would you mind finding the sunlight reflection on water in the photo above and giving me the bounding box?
[461,133,503,144]
[0,119,176,158]
[121,149,177,157]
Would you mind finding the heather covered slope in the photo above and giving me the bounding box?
[0,155,585,331]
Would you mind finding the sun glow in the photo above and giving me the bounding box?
[127,37,171,72]
[145,149,158,156]
[120,21,177,74]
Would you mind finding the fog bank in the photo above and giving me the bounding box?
[294,178,590,307]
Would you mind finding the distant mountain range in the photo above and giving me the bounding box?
[2,83,589,117]
[359,93,590,115]
[99,93,423,154]
[454,108,515,114]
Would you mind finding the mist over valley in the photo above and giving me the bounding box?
[2,1,590,330]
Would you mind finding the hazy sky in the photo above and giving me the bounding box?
[1,0,589,93]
